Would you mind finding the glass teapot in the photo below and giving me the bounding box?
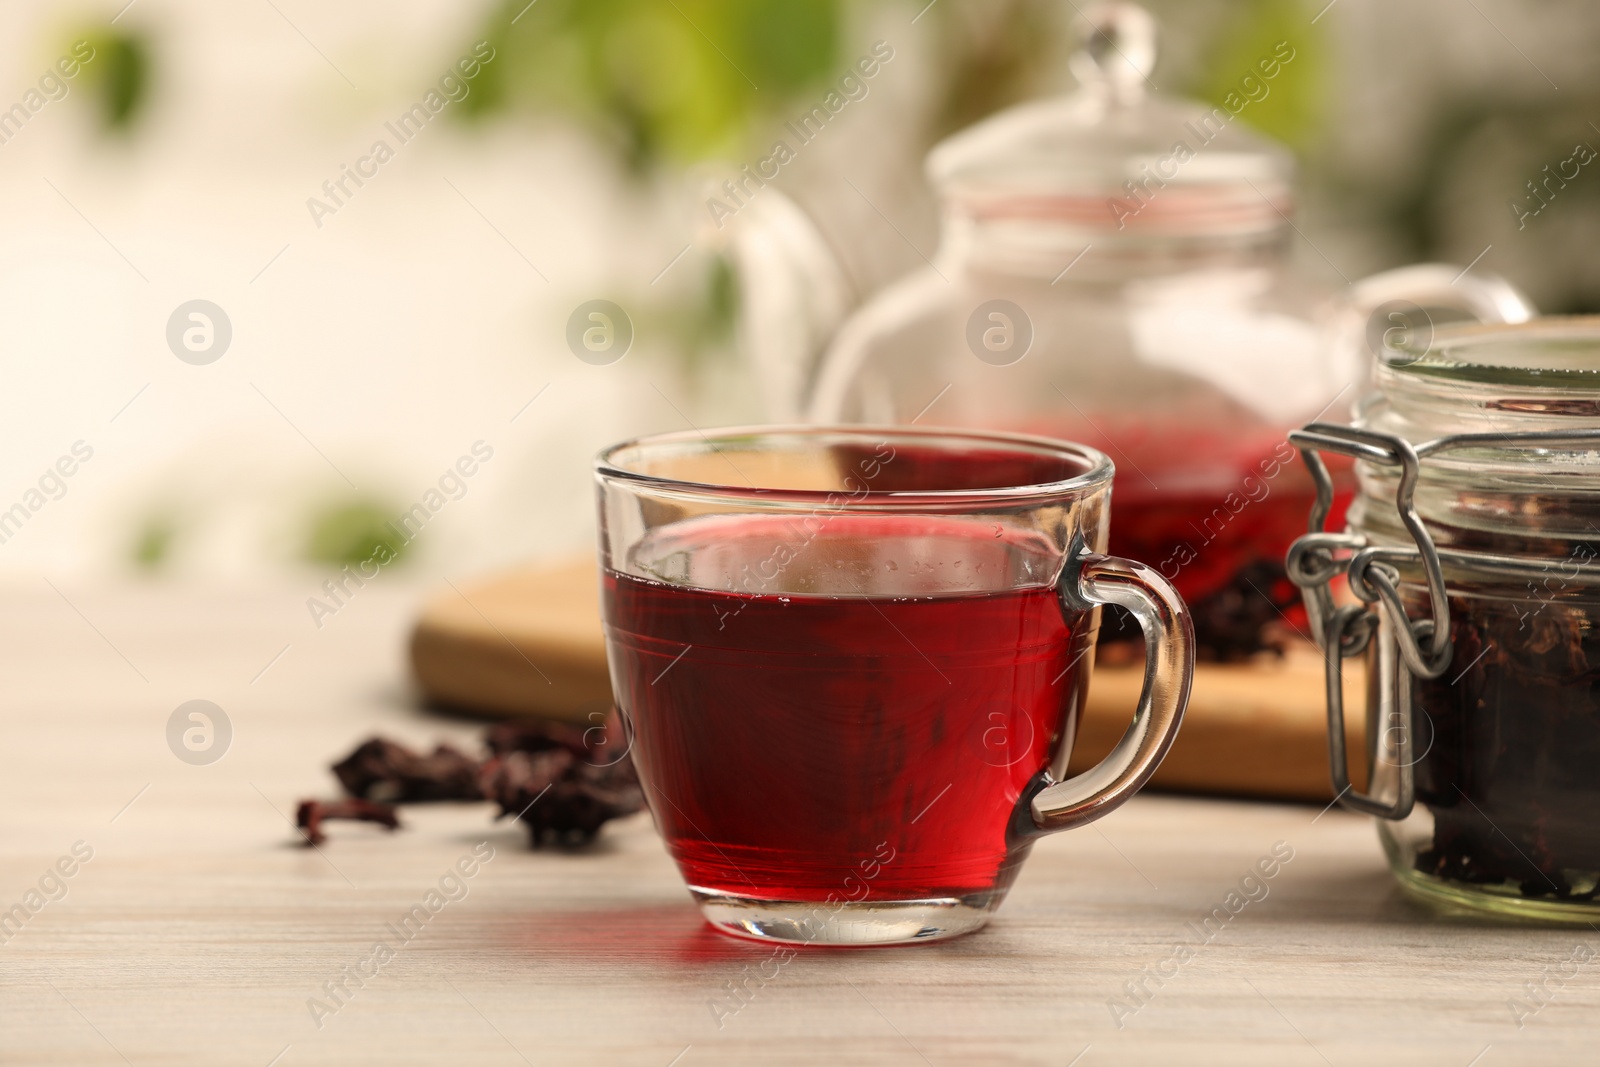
[732,1,1533,658]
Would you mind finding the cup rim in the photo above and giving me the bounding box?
[594,424,1114,504]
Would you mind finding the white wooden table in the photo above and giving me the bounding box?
[1,580,1592,1066]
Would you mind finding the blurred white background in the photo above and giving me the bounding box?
[0,0,735,580]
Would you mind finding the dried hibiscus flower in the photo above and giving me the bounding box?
[303,712,644,849]
[481,746,644,848]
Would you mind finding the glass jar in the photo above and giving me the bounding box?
[797,2,1532,660]
[1290,317,1600,920]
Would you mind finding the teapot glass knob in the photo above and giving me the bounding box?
[1069,2,1157,107]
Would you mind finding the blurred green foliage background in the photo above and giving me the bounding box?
[449,0,1600,317]
[466,0,845,170]
[462,0,1332,168]
[78,27,152,132]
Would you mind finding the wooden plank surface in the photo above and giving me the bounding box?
[0,579,1590,1066]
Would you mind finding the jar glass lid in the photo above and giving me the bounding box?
[926,2,1294,238]
[1383,317,1600,389]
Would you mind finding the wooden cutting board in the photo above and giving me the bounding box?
[409,557,1364,802]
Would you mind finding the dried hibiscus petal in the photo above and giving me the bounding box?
[296,798,401,846]
[485,720,591,759]
[482,748,646,847]
[331,738,484,802]
[486,709,631,767]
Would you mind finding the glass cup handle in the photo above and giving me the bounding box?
[1029,551,1194,833]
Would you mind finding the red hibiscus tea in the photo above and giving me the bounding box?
[595,427,1192,943]
[604,515,1092,908]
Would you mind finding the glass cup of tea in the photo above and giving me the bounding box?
[595,426,1193,945]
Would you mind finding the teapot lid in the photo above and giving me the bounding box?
[926,2,1295,239]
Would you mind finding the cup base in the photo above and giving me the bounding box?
[690,887,995,946]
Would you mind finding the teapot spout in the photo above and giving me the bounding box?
[725,189,854,421]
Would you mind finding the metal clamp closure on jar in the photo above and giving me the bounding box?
[1287,421,1600,819]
